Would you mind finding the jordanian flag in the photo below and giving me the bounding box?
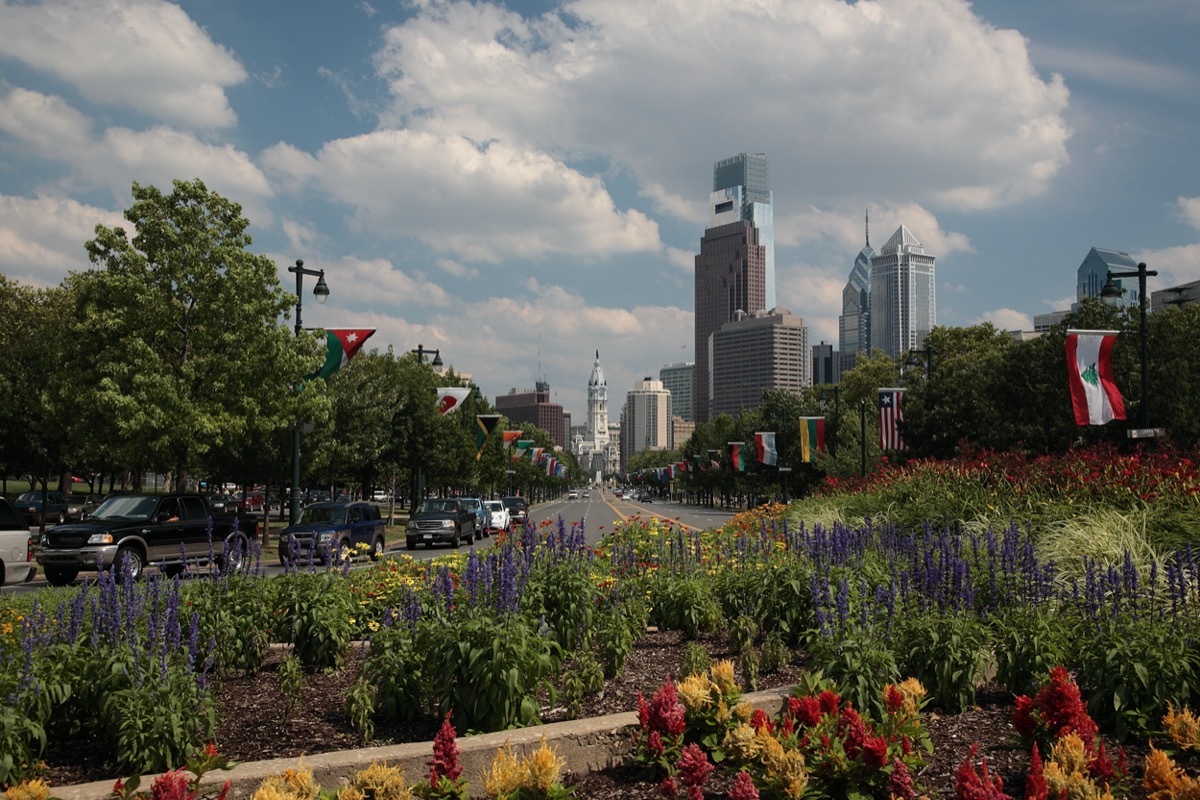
[310,329,375,379]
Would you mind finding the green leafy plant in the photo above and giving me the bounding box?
[896,611,988,712]
[560,650,605,719]
[279,571,354,672]
[728,614,759,654]
[649,575,723,639]
[739,647,760,692]
[346,675,378,743]
[759,630,790,674]
[363,621,427,723]
[278,653,304,717]
[679,642,710,680]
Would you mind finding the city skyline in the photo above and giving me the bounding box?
[1,0,1197,425]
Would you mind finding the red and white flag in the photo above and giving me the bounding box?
[878,388,906,451]
[436,387,471,414]
[1066,330,1126,426]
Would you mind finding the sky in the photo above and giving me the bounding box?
[1,0,1198,425]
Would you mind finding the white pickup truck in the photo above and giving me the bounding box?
[0,497,36,586]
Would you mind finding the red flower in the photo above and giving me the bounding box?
[790,695,824,727]
[678,743,714,790]
[1012,694,1036,737]
[647,730,665,756]
[150,770,194,800]
[818,689,841,714]
[954,744,1011,800]
[1025,744,1048,800]
[885,684,904,714]
[889,758,916,800]
[659,776,678,798]
[728,770,760,800]
[863,735,889,769]
[427,711,462,783]
[750,708,774,733]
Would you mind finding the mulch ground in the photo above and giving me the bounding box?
[39,629,1154,799]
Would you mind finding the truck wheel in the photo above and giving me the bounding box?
[43,566,78,586]
[405,538,416,551]
[220,535,249,573]
[452,527,461,549]
[464,526,475,546]
[115,546,143,583]
[369,536,385,560]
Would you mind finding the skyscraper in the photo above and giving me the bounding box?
[869,226,936,359]
[839,210,874,372]
[619,377,672,471]
[709,308,810,419]
[712,153,775,309]
[694,154,771,424]
[659,362,694,422]
[1074,247,1140,311]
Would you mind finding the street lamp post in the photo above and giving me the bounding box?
[506,469,515,497]
[1100,262,1158,431]
[411,345,443,503]
[287,259,329,527]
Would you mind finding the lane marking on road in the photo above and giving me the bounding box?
[596,494,706,533]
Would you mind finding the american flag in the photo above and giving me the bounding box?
[878,388,906,451]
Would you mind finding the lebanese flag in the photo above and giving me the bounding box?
[436,387,472,414]
[1066,330,1126,425]
[313,329,375,379]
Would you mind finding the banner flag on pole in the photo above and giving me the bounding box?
[503,430,523,447]
[545,457,556,476]
[531,447,545,464]
[798,417,827,463]
[475,414,502,460]
[309,329,375,380]
[513,439,534,462]
[728,442,745,472]
[707,450,721,470]
[436,387,472,414]
[1065,329,1126,426]
[676,460,689,474]
[755,432,778,465]
[878,388,906,451]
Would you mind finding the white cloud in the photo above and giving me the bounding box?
[1135,243,1200,287]
[1177,197,1200,232]
[0,0,245,128]
[975,308,1033,332]
[783,203,973,261]
[776,262,846,344]
[0,85,92,157]
[263,130,661,263]
[0,194,125,286]
[1031,43,1195,96]
[372,0,1071,215]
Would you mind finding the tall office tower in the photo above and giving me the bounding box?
[839,210,874,372]
[495,380,566,447]
[812,341,839,385]
[713,153,775,309]
[709,308,810,419]
[1074,247,1140,311]
[659,362,695,422]
[619,377,672,471]
[869,226,936,359]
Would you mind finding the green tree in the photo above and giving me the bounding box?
[65,178,313,489]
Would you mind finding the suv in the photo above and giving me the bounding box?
[568,489,579,500]
[405,498,476,549]
[483,499,510,535]
[460,497,487,540]
[279,501,386,565]
[501,496,529,528]
[14,491,68,526]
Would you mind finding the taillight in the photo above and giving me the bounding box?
[25,536,32,562]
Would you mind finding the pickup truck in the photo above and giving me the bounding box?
[35,493,259,585]
[0,497,36,586]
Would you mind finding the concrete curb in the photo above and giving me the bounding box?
[52,688,792,800]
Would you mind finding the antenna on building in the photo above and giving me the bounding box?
[865,207,870,249]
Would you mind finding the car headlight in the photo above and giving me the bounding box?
[441,519,454,528]
[317,532,333,543]
[88,533,114,545]
[405,521,417,531]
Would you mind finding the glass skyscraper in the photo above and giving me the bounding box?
[712,153,775,309]
[869,226,936,359]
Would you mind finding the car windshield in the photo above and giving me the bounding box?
[485,501,502,512]
[418,500,457,514]
[16,492,38,502]
[91,496,160,520]
[300,506,346,524]
[503,498,526,509]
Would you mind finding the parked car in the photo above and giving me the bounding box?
[236,490,265,513]
[460,497,487,540]
[278,501,386,565]
[405,498,476,549]
[63,494,103,523]
[483,499,510,535]
[501,496,529,527]
[207,493,238,515]
[13,490,69,526]
[0,497,36,586]
[35,494,259,585]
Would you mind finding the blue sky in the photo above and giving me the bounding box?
[2,0,1197,423]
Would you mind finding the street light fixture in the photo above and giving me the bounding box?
[287,258,330,527]
[1100,261,1158,432]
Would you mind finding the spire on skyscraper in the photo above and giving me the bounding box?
[865,208,870,249]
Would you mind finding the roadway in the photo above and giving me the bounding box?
[1,489,736,594]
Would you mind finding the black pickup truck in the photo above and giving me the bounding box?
[35,493,259,585]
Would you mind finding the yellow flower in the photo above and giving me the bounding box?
[723,723,761,762]
[1050,733,1090,777]
[1164,703,1200,750]
[732,701,755,722]
[525,736,565,793]
[1043,735,1114,800]
[250,783,295,800]
[709,660,738,697]
[258,763,321,800]
[896,677,927,716]
[1144,747,1200,800]
[334,788,365,800]
[3,779,51,800]
[351,761,410,800]
[676,673,714,711]
[484,741,527,798]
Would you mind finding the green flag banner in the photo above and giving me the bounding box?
[475,414,502,460]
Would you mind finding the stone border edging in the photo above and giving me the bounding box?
[51,688,793,800]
